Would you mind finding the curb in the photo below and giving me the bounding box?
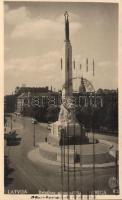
[28,147,116,169]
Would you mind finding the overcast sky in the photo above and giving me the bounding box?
[4,2,118,95]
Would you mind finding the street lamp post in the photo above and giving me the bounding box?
[10,114,13,131]
[33,122,36,147]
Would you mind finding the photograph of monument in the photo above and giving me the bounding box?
[4,1,118,198]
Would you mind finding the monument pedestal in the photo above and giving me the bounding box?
[48,120,89,146]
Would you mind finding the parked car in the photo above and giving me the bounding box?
[4,129,17,140]
[31,118,37,124]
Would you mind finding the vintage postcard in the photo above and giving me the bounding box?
[1,0,122,199]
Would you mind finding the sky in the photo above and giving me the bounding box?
[4,1,118,95]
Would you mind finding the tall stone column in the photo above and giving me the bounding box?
[64,41,73,97]
[63,11,73,98]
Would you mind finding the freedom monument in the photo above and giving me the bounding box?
[48,11,89,147]
[29,12,117,169]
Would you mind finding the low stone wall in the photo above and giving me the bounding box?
[38,141,115,165]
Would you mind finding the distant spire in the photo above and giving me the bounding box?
[64,11,69,41]
[79,76,86,93]
[73,60,75,69]
[86,58,88,72]
[61,58,63,70]
[80,64,82,70]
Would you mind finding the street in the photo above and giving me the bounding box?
[4,115,118,194]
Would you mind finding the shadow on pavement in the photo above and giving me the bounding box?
[4,155,14,187]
